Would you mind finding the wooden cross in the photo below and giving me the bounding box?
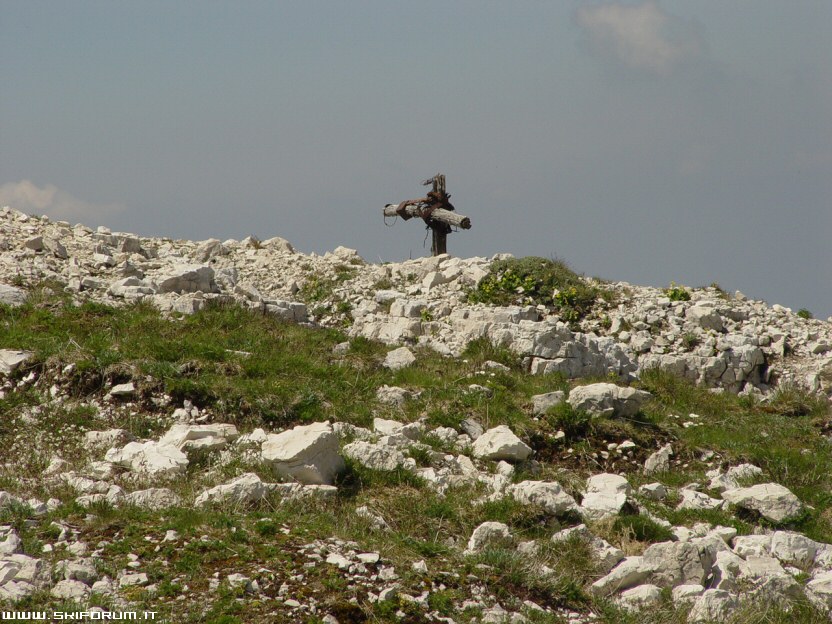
[383,173,472,256]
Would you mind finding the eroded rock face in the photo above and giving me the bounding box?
[261,421,344,485]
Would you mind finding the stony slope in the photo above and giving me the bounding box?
[1,205,832,623]
[2,206,830,399]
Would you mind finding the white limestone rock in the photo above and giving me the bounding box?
[531,391,565,416]
[195,473,269,506]
[108,382,135,398]
[642,540,716,587]
[567,383,651,418]
[108,277,157,297]
[104,441,189,477]
[156,264,214,294]
[732,534,772,559]
[342,441,412,472]
[51,579,91,601]
[686,305,724,332]
[383,346,416,370]
[769,531,820,569]
[0,284,27,307]
[0,350,33,376]
[508,481,578,516]
[677,489,724,511]
[643,444,673,474]
[373,417,405,435]
[158,423,239,453]
[124,488,182,510]
[721,483,804,523]
[261,421,344,485]
[591,556,655,597]
[688,589,738,623]
[465,522,514,554]
[707,463,764,492]
[617,584,662,611]
[671,583,705,605]
[471,425,532,462]
[806,571,832,611]
[580,473,631,521]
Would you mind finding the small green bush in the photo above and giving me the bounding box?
[664,282,691,302]
[797,308,813,320]
[468,257,606,321]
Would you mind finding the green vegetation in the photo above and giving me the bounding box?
[468,256,611,322]
[663,282,691,302]
[0,290,830,622]
[798,308,813,320]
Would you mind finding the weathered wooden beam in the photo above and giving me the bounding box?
[383,203,472,230]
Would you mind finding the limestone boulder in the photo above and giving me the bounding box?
[465,522,514,554]
[508,481,578,516]
[104,441,188,477]
[261,421,344,485]
[721,483,804,523]
[342,441,413,472]
[642,540,716,587]
[471,425,532,462]
[580,473,631,521]
[643,444,673,474]
[531,391,565,416]
[591,556,655,597]
[195,473,270,507]
[158,423,239,453]
[383,347,416,370]
[124,488,181,510]
[688,589,739,623]
[156,264,215,294]
[0,284,26,307]
[567,383,651,418]
[0,350,33,376]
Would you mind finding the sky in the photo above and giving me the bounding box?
[1,1,830,317]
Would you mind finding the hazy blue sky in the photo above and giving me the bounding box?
[2,1,830,316]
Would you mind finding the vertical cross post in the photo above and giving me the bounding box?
[427,174,449,256]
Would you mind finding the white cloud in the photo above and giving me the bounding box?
[0,180,126,223]
[577,2,702,75]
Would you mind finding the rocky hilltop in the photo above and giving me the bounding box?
[1,206,830,399]
[1,205,832,623]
